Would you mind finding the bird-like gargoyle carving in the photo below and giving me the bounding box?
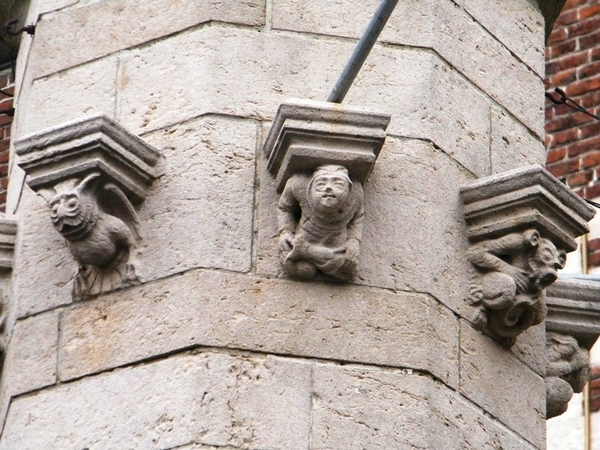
[277,165,364,281]
[44,172,140,298]
[467,229,566,348]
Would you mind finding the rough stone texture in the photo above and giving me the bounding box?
[460,321,546,448]
[135,115,256,280]
[3,311,58,396]
[13,188,74,317]
[118,26,492,176]
[490,107,546,174]
[461,0,544,75]
[258,136,476,318]
[510,323,547,377]
[28,0,266,80]
[20,57,118,136]
[59,269,459,387]
[272,0,544,136]
[0,352,312,450]
[311,364,537,450]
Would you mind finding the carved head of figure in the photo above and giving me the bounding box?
[523,230,566,290]
[308,165,352,213]
[48,173,100,241]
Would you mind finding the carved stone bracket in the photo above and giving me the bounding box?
[263,99,390,281]
[15,115,161,299]
[460,165,595,348]
[0,216,16,376]
[545,276,600,419]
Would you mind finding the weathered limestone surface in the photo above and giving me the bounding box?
[490,107,546,174]
[28,0,266,80]
[118,26,492,176]
[21,57,118,136]
[311,364,537,450]
[59,269,459,386]
[273,0,544,135]
[460,322,546,448]
[136,116,256,280]
[13,189,73,317]
[0,352,313,450]
[2,311,58,396]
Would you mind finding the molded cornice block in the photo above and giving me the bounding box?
[460,165,595,252]
[546,276,600,350]
[15,115,161,204]
[263,99,391,192]
[0,217,17,271]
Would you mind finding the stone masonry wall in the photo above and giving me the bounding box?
[0,1,550,449]
[0,72,13,213]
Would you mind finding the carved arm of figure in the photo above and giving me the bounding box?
[277,175,303,259]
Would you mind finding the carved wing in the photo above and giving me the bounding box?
[98,183,141,240]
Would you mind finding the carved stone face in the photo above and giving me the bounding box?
[48,192,94,238]
[310,171,351,213]
[528,238,566,289]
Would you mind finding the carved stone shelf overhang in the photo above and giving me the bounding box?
[0,217,17,271]
[263,98,391,192]
[460,165,595,252]
[545,276,600,419]
[546,276,600,350]
[15,115,161,204]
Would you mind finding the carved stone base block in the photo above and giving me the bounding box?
[460,165,595,348]
[15,115,161,298]
[263,99,390,281]
[545,276,600,418]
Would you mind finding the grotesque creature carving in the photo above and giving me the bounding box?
[467,229,566,348]
[277,165,364,281]
[546,332,590,419]
[45,172,140,298]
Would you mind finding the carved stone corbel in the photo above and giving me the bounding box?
[0,216,16,375]
[460,165,595,348]
[263,99,390,281]
[545,276,600,418]
[15,115,161,299]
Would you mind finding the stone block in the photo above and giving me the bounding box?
[20,57,118,136]
[13,188,74,317]
[58,270,459,386]
[0,216,17,270]
[311,364,537,450]
[0,352,312,450]
[459,321,546,448]
[3,311,58,396]
[461,0,545,76]
[258,136,476,318]
[28,0,266,79]
[510,322,547,377]
[273,0,543,136]
[134,115,256,279]
[118,26,492,176]
[491,107,546,174]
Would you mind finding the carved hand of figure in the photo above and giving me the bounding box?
[345,237,360,262]
[279,231,295,254]
[507,266,530,292]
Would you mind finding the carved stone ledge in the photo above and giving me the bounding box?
[545,277,600,419]
[15,115,162,299]
[460,165,595,348]
[263,99,391,281]
[0,216,16,376]
[0,217,17,271]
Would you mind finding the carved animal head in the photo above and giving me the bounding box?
[523,230,566,290]
[48,173,100,241]
[308,165,352,213]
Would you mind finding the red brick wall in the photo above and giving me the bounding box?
[545,0,600,271]
[0,72,13,213]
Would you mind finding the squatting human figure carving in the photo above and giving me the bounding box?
[546,333,590,418]
[467,229,566,348]
[46,171,140,297]
[277,165,364,281]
